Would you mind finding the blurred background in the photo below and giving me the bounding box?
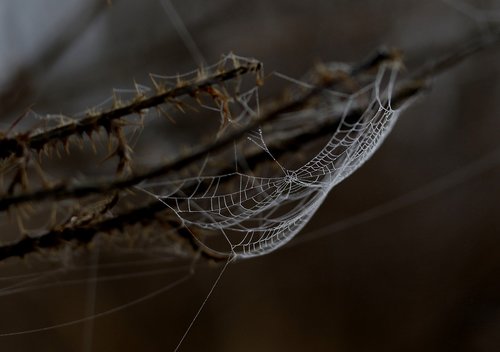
[0,0,499,351]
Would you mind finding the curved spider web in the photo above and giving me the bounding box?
[141,61,402,259]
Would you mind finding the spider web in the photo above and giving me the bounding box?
[139,58,403,259]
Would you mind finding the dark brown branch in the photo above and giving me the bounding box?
[0,199,230,263]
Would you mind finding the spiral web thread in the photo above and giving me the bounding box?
[139,59,402,259]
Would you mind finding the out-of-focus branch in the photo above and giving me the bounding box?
[0,0,109,118]
[411,28,500,81]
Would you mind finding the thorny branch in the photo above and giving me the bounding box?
[0,62,261,160]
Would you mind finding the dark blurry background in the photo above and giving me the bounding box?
[0,0,499,351]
